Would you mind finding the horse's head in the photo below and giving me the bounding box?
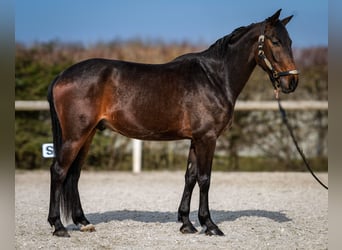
[255,9,299,97]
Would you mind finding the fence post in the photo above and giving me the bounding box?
[132,139,142,173]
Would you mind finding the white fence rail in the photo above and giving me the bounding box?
[15,100,328,111]
[15,100,328,173]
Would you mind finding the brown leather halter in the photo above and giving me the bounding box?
[257,26,299,90]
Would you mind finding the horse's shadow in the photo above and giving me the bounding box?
[85,209,291,226]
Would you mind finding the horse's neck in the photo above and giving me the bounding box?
[225,28,259,102]
[203,25,260,104]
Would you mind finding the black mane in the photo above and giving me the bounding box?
[172,24,257,62]
[205,23,256,56]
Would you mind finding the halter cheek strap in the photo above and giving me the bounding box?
[257,34,299,81]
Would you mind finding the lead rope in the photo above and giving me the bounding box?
[277,98,328,190]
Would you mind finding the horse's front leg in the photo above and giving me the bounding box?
[178,142,198,233]
[195,134,224,236]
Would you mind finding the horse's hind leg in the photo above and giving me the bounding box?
[69,131,96,232]
[178,141,198,233]
[48,141,82,237]
[48,162,68,237]
[48,132,95,237]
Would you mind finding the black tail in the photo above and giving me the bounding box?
[47,75,62,160]
[48,75,79,221]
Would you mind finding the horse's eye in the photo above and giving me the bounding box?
[272,40,281,46]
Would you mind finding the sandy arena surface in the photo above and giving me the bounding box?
[15,170,327,249]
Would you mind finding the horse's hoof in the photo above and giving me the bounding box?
[205,227,224,236]
[80,224,96,232]
[180,223,198,234]
[53,228,70,237]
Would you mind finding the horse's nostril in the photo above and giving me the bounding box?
[290,77,298,91]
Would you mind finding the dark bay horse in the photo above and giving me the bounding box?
[47,9,299,237]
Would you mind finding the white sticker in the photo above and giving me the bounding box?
[42,143,55,158]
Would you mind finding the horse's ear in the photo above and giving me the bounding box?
[281,15,293,26]
[266,9,282,24]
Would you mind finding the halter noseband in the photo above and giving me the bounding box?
[257,31,299,87]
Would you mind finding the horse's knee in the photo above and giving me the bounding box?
[185,172,197,187]
[197,174,211,191]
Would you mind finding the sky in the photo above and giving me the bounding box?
[15,0,328,48]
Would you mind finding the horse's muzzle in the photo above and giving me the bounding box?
[279,74,298,93]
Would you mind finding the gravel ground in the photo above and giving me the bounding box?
[15,170,328,249]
